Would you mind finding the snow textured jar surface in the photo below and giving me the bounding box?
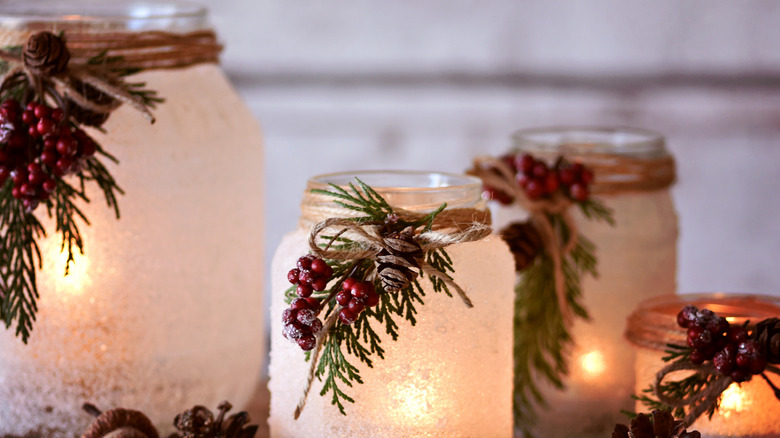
[499,127,679,437]
[0,3,264,436]
[268,171,515,438]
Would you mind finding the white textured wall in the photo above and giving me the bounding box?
[195,0,780,299]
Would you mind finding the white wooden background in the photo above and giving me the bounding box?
[195,0,780,301]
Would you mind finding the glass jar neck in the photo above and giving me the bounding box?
[300,171,486,226]
[513,126,668,159]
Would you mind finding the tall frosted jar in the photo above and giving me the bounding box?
[501,127,678,436]
[268,171,516,438]
[0,3,265,437]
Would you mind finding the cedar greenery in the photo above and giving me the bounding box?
[0,43,159,343]
[296,179,459,415]
[513,200,614,438]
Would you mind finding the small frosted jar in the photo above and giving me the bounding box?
[0,3,264,437]
[268,171,516,438]
[626,293,780,438]
[497,127,678,437]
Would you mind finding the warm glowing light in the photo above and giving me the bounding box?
[579,350,606,378]
[719,384,749,418]
[392,382,437,426]
[48,247,91,296]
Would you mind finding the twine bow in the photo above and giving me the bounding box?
[468,156,578,324]
[0,31,156,124]
[654,359,780,427]
[293,206,492,419]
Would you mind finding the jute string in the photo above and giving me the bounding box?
[654,360,780,427]
[468,156,578,324]
[0,29,221,70]
[293,197,492,420]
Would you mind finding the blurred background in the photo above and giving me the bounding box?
[192,0,780,301]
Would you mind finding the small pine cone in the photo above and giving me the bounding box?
[23,31,70,76]
[66,79,116,127]
[500,221,543,271]
[171,401,258,438]
[612,411,700,438]
[81,404,159,438]
[376,226,423,293]
[756,317,780,364]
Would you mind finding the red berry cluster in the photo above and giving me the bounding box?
[483,153,594,205]
[287,255,334,298]
[282,297,323,351]
[0,99,98,211]
[677,305,768,382]
[335,277,380,325]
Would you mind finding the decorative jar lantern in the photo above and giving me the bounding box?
[471,126,678,436]
[626,293,780,438]
[268,171,516,437]
[0,2,265,436]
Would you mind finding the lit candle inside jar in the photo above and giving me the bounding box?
[626,293,780,438]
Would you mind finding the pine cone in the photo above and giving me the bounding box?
[756,317,780,364]
[81,404,159,438]
[500,221,543,271]
[65,79,116,127]
[612,411,700,438]
[171,401,258,438]
[376,226,423,293]
[23,31,70,76]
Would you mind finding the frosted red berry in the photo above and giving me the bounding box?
[338,308,358,325]
[296,284,313,298]
[347,299,365,314]
[287,268,300,284]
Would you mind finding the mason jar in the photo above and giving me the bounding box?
[268,171,515,438]
[0,3,265,436]
[499,126,678,436]
[626,293,780,438]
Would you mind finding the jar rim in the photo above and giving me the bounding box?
[0,1,208,30]
[310,170,482,193]
[512,125,667,158]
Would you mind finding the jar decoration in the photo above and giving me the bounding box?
[0,3,265,437]
[469,127,678,437]
[626,293,780,438]
[268,171,516,437]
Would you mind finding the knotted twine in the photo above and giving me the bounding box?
[653,360,780,427]
[468,156,578,324]
[293,205,492,419]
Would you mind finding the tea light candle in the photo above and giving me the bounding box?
[626,293,780,438]
[268,171,516,437]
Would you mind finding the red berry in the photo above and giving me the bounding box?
[0,150,6,163]
[21,110,35,125]
[687,326,712,350]
[730,369,750,383]
[532,162,548,179]
[543,172,559,194]
[558,168,576,186]
[80,138,97,156]
[336,291,352,306]
[569,183,589,201]
[311,258,330,276]
[40,151,58,168]
[517,154,535,174]
[282,308,295,324]
[28,125,40,138]
[12,168,27,185]
[338,308,358,325]
[28,168,45,185]
[347,298,365,314]
[36,117,55,136]
[677,305,699,328]
[500,154,516,171]
[351,281,374,300]
[287,268,301,284]
[571,162,585,176]
[11,186,22,199]
[296,283,313,298]
[737,340,768,374]
[364,290,380,307]
[581,168,594,185]
[298,335,316,351]
[728,326,749,344]
[705,316,730,336]
[291,298,309,311]
[713,344,737,375]
[20,183,36,197]
[298,269,314,285]
[51,108,64,123]
[33,104,51,119]
[22,198,38,212]
[25,102,36,112]
[342,277,358,292]
[689,350,706,365]
[483,186,513,205]
[310,319,323,333]
[56,137,77,156]
[305,297,320,310]
[311,277,328,292]
[516,173,529,188]
[525,180,544,200]
[296,309,317,326]
[297,255,313,270]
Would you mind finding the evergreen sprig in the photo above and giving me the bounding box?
[513,198,613,438]
[302,179,462,415]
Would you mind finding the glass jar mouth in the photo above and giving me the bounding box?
[0,1,208,31]
[512,126,666,158]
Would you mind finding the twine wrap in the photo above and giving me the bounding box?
[468,156,578,324]
[292,200,492,420]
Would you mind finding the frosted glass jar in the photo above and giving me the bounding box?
[0,3,264,437]
[626,293,780,438]
[499,127,678,437]
[268,171,515,438]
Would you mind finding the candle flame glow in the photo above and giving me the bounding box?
[719,384,749,418]
[50,248,90,296]
[579,350,606,378]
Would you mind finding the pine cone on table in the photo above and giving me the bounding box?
[612,410,700,438]
[170,401,258,438]
[376,226,423,293]
[500,221,543,271]
[756,317,780,364]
